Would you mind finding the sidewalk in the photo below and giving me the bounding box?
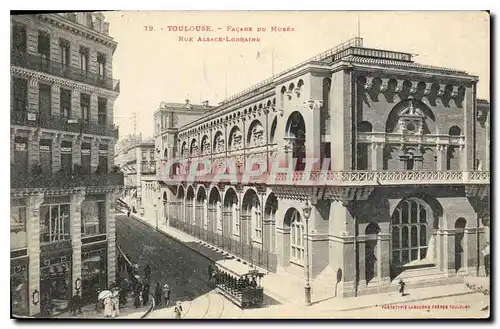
[126,211,478,313]
[54,295,154,319]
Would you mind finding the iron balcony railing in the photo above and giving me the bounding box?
[159,168,490,186]
[11,111,116,137]
[11,171,124,189]
[11,50,120,92]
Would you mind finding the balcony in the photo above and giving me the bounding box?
[159,169,490,187]
[11,50,120,92]
[11,171,124,189]
[11,111,116,137]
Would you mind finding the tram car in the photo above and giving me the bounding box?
[214,259,266,308]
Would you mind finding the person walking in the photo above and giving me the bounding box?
[154,283,162,306]
[399,279,406,297]
[163,284,171,307]
[142,280,150,306]
[144,264,151,281]
[174,301,183,319]
[70,291,82,315]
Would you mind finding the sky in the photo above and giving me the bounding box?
[104,11,490,139]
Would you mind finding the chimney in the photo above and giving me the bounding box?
[202,100,209,107]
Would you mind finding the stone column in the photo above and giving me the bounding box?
[203,199,208,231]
[51,84,61,117]
[444,229,456,276]
[90,138,100,173]
[28,77,39,114]
[26,193,44,316]
[51,134,61,173]
[70,191,86,295]
[436,145,448,170]
[357,236,366,287]
[377,232,391,284]
[28,131,40,168]
[72,136,82,167]
[106,192,118,286]
[71,89,80,120]
[370,143,384,170]
[274,203,289,270]
[90,93,98,124]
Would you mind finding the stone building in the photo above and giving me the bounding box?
[10,13,122,316]
[155,37,490,298]
[114,136,157,215]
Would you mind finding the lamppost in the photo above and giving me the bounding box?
[303,201,312,306]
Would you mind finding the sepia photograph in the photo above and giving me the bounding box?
[9,9,490,320]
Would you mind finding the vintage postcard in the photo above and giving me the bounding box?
[10,10,490,319]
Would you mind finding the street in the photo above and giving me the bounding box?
[115,213,215,309]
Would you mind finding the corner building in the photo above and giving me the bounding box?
[157,38,490,297]
[10,13,122,316]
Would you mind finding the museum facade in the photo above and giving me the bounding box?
[155,38,490,297]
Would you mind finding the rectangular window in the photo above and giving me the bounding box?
[59,38,70,66]
[142,152,147,161]
[39,83,51,122]
[81,201,106,236]
[80,93,90,123]
[11,206,27,250]
[12,77,28,113]
[13,137,28,174]
[97,52,106,77]
[79,46,89,72]
[60,141,73,174]
[39,139,52,175]
[12,23,27,52]
[81,142,91,174]
[60,88,71,119]
[98,144,108,173]
[37,31,50,60]
[39,204,71,243]
[97,97,107,125]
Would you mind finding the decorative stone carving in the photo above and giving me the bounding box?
[396,99,426,135]
[231,130,242,149]
[251,124,264,146]
[201,138,211,155]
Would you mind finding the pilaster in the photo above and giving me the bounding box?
[28,130,40,168]
[106,192,118,286]
[91,137,100,173]
[436,145,448,170]
[70,191,86,296]
[51,84,61,117]
[370,142,384,170]
[107,140,115,172]
[51,134,61,173]
[90,93,99,124]
[71,88,80,120]
[27,77,39,114]
[26,193,44,316]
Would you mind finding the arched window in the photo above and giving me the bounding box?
[391,199,430,266]
[288,209,304,265]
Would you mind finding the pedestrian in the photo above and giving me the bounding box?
[174,301,183,319]
[163,284,171,307]
[112,288,120,317]
[155,283,162,306]
[103,296,113,318]
[208,264,214,281]
[144,264,151,281]
[70,290,82,315]
[399,279,406,297]
[127,210,131,218]
[142,280,150,306]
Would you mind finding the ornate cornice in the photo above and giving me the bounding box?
[36,14,117,52]
[11,66,119,99]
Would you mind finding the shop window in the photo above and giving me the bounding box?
[81,201,106,236]
[10,206,27,250]
[39,255,71,316]
[39,204,71,243]
[11,264,29,317]
[81,248,107,304]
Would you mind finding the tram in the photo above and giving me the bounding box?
[214,259,265,308]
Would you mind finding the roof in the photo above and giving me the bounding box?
[215,259,262,277]
[346,55,469,76]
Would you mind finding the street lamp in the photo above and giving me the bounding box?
[303,201,312,306]
[153,204,158,230]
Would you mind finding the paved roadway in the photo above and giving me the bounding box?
[115,213,215,310]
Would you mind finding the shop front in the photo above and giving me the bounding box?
[39,241,72,317]
[81,244,108,305]
[11,257,29,317]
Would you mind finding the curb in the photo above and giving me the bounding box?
[140,294,155,319]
